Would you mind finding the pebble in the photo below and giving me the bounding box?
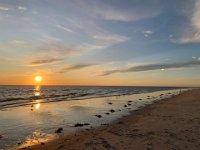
[55,127,63,133]
[74,123,90,127]
[110,109,115,113]
[95,115,102,118]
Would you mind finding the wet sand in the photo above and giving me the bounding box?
[18,89,200,150]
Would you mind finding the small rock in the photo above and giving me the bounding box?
[74,123,90,127]
[55,127,63,133]
[124,105,127,107]
[102,123,109,126]
[139,99,142,100]
[41,142,45,145]
[110,109,115,113]
[127,103,131,106]
[0,135,3,139]
[108,102,113,105]
[105,113,110,115]
[95,115,102,118]
[128,101,132,103]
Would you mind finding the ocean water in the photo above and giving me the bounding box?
[0,86,182,110]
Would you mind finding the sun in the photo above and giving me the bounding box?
[35,76,42,82]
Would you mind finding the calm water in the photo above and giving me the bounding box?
[0,86,183,110]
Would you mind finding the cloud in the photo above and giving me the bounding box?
[57,64,95,73]
[173,32,200,44]
[78,43,108,51]
[30,57,64,66]
[143,30,153,37]
[174,0,200,44]
[143,30,153,34]
[0,40,31,52]
[39,35,62,43]
[100,60,200,76]
[17,6,27,11]
[26,37,79,66]
[11,40,31,46]
[56,25,73,33]
[192,56,200,61]
[27,45,77,66]
[93,34,129,43]
[192,0,200,31]
[77,33,129,51]
[93,4,159,22]
[85,33,129,51]
[0,6,9,11]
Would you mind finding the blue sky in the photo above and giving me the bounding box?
[0,0,200,86]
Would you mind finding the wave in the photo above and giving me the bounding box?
[0,86,185,109]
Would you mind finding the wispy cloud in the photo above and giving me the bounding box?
[78,43,108,51]
[17,6,27,11]
[0,40,31,52]
[93,4,159,22]
[11,40,30,46]
[100,60,200,76]
[27,45,77,66]
[173,32,200,44]
[143,30,153,37]
[93,34,129,43]
[26,36,79,66]
[0,6,10,11]
[57,64,96,73]
[174,0,200,44]
[30,57,64,66]
[56,24,73,33]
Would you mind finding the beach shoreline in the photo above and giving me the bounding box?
[14,89,200,150]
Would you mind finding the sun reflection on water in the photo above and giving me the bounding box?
[34,86,41,97]
[32,86,42,110]
[35,103,41,109]
[34,91,40,96]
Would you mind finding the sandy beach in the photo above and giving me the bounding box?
[17,89,199,150]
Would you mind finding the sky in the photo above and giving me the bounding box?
[0,0,200,86]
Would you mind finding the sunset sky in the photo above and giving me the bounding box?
[0,0,200,86]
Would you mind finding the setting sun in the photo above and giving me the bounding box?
[35,76,42,82]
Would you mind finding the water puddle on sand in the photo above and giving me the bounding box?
[0,89,188,149]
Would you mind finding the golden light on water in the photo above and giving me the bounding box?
[34,86,41,96]
[35,103,41,109]
[35,76,42,82]
[34,92,40,96]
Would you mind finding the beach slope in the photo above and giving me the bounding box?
[27,89,200,150]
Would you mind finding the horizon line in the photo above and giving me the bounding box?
[0,84,196,88]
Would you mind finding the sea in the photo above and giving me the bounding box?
[0,85,184,110]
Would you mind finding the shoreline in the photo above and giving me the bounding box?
[15,89,200,150]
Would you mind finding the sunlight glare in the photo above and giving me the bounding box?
[35,103,41,109]
[35,76,42,82]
